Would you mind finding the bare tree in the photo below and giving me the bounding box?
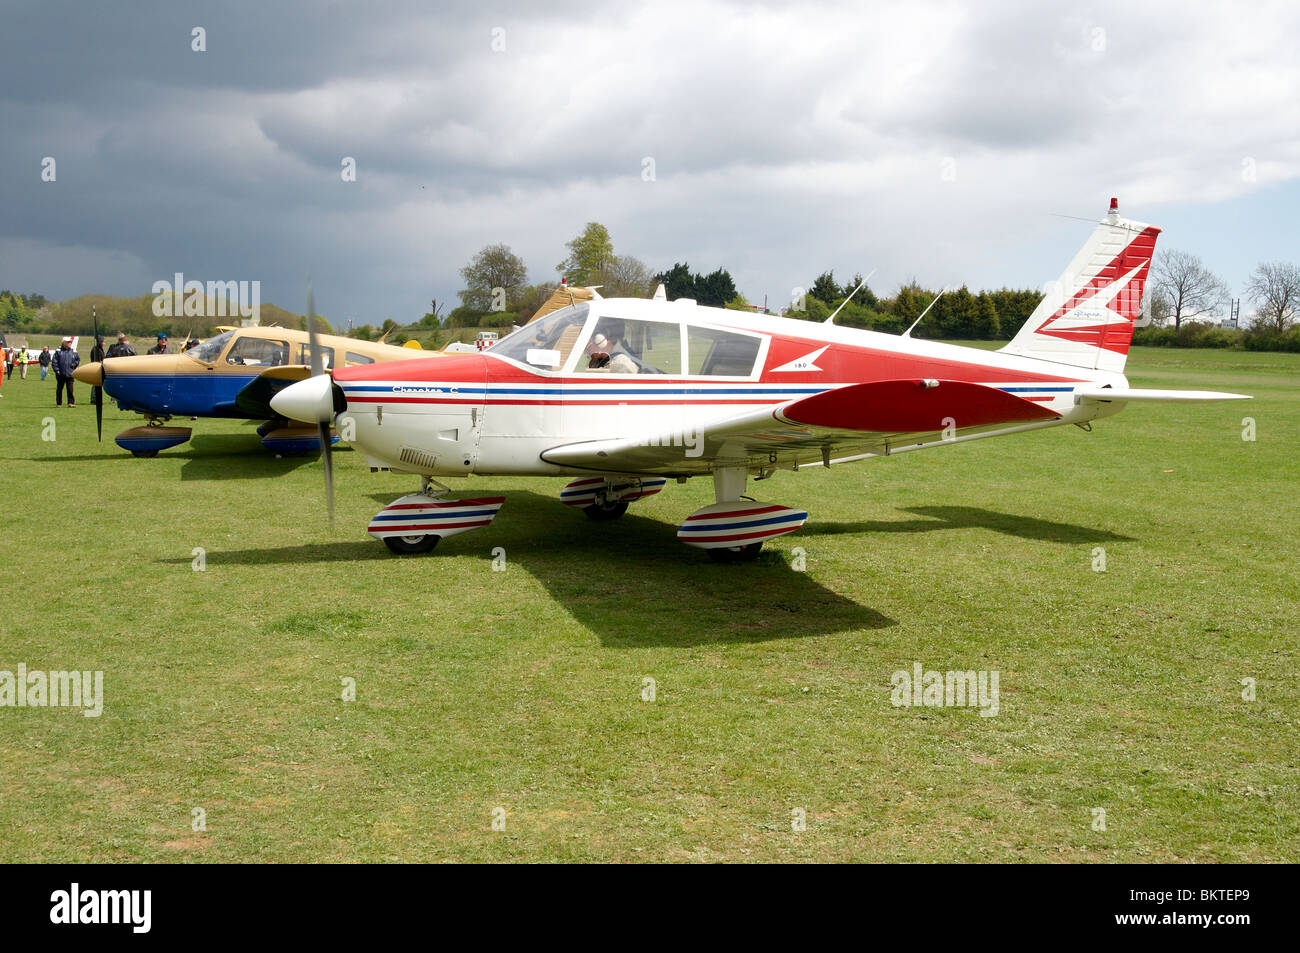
[1244,261,1300,333]
[599,255,655,298]
[1151,249,1227,329]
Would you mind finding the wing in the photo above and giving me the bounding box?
[540,379,1062,476]
[224,365,313,417]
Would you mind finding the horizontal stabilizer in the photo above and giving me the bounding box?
[1073,387,1251,404]
[779,379,1060,431]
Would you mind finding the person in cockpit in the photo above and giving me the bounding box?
[586,318,639,373]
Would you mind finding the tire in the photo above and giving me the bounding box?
[130,449,159,458]
[583,499,629,521]
[383,534,440,555]
[707,542,763,563]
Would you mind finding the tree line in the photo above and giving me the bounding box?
[444,224,1298,350]
[5,236,1297,351]
[0,291,337,341]
[443,221,1036,338]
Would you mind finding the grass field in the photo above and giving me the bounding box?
[0,346,1295,862]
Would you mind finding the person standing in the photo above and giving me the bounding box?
[147,333,169,355]
[106,333,136,358]
[39,346,51,381]
[51,337,80,407]
[17,346,29,380]
[4,347,13,380]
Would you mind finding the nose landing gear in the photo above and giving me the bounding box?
[369,478,505,556]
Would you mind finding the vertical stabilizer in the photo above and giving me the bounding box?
[1000,198,1159,373]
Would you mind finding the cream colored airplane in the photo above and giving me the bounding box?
[73,325,432,456]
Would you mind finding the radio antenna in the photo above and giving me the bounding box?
[901,287,948,338]
[824,269,876,325]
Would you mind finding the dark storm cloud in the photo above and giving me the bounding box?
[1,0,1297,323]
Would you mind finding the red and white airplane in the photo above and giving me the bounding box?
[273,199,1248,560]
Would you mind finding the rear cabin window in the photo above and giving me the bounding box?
[345,352,375,365]
[297,343,335,369]
[687,327,761,376]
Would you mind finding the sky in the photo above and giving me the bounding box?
[1,0,1297,326]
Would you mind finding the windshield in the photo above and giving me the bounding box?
[185,329,236,364]
[490,304,590,368]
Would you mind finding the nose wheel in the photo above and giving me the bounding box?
[706,542,764,563]
[383,534,440,555]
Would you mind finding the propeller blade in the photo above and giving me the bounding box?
[307,278,332,529]
[319,420,334,528]
[307,281,323,378]
[92,305,103,440]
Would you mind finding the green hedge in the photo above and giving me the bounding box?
[1131,323,1299,351]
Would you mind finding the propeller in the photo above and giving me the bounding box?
[92,305,103,442]
[306,281,334,527]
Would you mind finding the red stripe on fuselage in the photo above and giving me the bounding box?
[332,336,1084,397]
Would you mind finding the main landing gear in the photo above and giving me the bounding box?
[559,476,666,522]
[676,466,809,563]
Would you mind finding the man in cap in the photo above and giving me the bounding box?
[51,337,80,406]
[147,332,170,355]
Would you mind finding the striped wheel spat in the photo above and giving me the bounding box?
[677,502,808,549]
[368,494,506,540]
[114,426,192,455]
[560,476,667,507]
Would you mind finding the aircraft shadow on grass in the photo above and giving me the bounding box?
[178,434,325,481]
[166,489,896,647]
[159,491,1135,645]
[35,432,324,480]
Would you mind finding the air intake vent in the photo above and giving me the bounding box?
[398,447,438,471]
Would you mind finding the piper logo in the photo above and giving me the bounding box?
[50,883,151,933]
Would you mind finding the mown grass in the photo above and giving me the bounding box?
[0,347,1295,862]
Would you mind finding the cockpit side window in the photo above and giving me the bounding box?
[577,317,682,375]
[225,337,290,367]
